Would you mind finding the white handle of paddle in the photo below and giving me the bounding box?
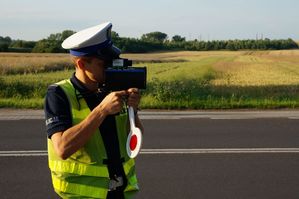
[128,106,135,129]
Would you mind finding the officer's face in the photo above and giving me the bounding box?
[83,57,106,84]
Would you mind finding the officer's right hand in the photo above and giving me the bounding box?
[99,90,127,115]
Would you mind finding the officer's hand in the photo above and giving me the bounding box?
[127,88,141,112]
[100,90,127,115]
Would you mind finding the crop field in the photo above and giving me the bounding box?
[0,50,299,109]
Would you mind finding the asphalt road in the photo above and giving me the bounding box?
[0,110,299,199]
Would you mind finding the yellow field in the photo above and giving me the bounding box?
[1,50,299,109]
[0,53,72,74]
[211,50,299,86]
[1,50,299,86]
[122,50,299,86]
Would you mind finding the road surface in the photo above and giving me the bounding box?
[0,110,299,199]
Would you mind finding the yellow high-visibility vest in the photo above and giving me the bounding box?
[47,79,139,199]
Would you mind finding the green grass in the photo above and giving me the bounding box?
[140,95,299,109]
[1,51,299,109]
[0,98,44,109]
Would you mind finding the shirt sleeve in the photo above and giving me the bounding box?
[44,84,72,138]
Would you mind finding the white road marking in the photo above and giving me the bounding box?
[0,150,47,157]
[1,148,299,157]
[1,110,299,120]
[141,148,299,154]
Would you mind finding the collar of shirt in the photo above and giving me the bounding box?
[70,72,108,96]
[70,73,93,93]
[70,72,108,109]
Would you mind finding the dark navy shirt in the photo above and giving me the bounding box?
[44,73,126,179]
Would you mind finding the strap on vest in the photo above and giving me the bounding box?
[102,157,125,165]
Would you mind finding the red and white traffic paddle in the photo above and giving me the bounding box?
[126,106,143,158]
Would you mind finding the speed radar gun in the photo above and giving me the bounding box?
[104,58,146,91]
[105,58,146,158]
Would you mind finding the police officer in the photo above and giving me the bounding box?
[44,22,143,199]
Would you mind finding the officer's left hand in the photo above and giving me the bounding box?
[127,88,140,111]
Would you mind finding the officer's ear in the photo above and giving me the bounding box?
[76,58,85,69]
[75,57,93,70]
[71,56,84,70]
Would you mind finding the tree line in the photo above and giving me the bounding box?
[0,31,298,53]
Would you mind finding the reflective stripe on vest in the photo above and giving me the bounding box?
[49,160,109,177]
[48,79,138,198]
[52,174,108,198]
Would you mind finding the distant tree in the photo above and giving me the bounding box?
[172,35,186,42]
[111,31,122,47]
[0,36,12,44]
[61,30,76,41]
[10,40,36,49]
[141,31,168,43]
[32,39,58,53]
[2,31,298,53]
[204,41,213,50]
[225,40,236,51]
[0,36,12,52]
[111,31,120,40]
[0,43,9,52]
[10,40,24,48]
[32,30,75,53]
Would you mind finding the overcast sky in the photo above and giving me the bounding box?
[1,0,298,41]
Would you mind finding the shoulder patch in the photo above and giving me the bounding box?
[46,116,60,126]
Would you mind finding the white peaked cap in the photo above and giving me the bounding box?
[61,22,121,59]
